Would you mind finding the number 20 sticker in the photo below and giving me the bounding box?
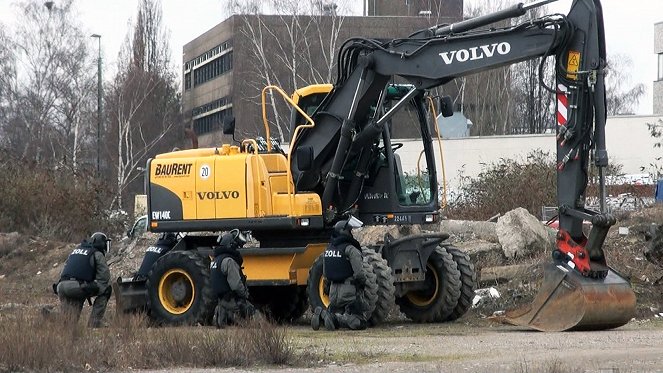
[200,164,211,179]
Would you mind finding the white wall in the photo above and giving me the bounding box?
[396,115,663,187]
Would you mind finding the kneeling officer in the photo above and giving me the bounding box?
[134,232,178,280]
[210,229,255,327]
[55,232,112,327]
[312,216,368,331]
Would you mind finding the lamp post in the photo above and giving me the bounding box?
[91,34,102,177]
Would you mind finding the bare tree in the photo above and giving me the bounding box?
[228,0,348,141]
[605,54,646,116]
[105,0,181,209]
[0,0,95,168]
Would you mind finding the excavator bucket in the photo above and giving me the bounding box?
[492,263,636,332]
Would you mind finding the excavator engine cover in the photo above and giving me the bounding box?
[493,263,636,332]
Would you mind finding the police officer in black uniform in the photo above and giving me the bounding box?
[210,229,255,328]
[312,216,367,331]
[134,232,178,280]
[55,232,112,327]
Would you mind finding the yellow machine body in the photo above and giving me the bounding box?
[147,144,322,232]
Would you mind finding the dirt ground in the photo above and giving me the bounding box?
[3,206,663,372]
[131,320,663,373]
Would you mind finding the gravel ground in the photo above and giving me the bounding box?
[132,319,663,373]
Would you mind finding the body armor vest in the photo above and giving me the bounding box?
[60,242,96,282]
[210,255,234,298]
[137,238,175,277]
[323,243,354,282]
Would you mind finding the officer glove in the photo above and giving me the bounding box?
[83,282,100,296]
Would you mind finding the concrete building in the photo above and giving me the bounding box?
[182,2,463,147]
[396,115,663,188]
[655,22,663,115]
[365,0,463,18]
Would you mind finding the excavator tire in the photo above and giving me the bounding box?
[306,254,328,311]
[358,258,379,321]
[396,245,461,323]
[442,246,477,322]
[250,285,308,323]
[362,247,395,326]
[306,253,379,321]
[146,250,215,326]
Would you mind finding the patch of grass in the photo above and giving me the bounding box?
[0,311,299,372]
[515,358,583,373]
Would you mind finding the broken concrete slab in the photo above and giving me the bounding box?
[453,240,505,267]
[440,220,498,243]
[479,264,537,286]
[354,225,423,247]
[496,208,554,258]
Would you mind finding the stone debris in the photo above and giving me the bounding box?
[472,287,500,307]
[495,207,553,258]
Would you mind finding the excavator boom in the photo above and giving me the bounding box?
[289,0,635,331]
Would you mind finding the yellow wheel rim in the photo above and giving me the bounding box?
[406,263,440,307]
[319,276,330,307]
[158,269,195,315]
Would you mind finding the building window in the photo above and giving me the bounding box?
[659,53,663,81]
[184,72,191,90]
[192,96,231,117]
[194,106,233,135]
[192,51,233,87]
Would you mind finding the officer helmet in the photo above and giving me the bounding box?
[90,232,111,255]
[161,232,178,243]
[333,216,363,236]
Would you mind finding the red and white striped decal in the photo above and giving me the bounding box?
[557,84,568,126]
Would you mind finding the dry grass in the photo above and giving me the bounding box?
[0,310,298,372]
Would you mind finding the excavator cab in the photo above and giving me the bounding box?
[290,83,440,225]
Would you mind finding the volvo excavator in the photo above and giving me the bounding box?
[115,0,636,331]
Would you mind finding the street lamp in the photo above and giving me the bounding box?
[91,34,102,177]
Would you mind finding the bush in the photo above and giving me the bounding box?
[0,153,117,241]
[445,150,556,220]
[0,312,295,372]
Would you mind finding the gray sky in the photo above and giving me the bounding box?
[0,0,660,114]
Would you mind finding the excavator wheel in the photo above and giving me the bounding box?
[250,285,308,323]
[396,245,461,323]
[306,253,379,321]
[146,250,215,326]
[362,247,396,326]
[442,246,477,322]
[306,254,329,311]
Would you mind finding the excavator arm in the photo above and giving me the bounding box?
[290,0,636,331]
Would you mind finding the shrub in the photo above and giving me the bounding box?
[0,153,117,241]
[445,150,556,220]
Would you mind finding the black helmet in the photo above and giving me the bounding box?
[160,232,178,243]
[333,216,364,237]
[90,232,111,255]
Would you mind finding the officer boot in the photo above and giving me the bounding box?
[322,310,336,331]
[311,306,323,330]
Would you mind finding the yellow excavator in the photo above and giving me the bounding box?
[115,0,636,331]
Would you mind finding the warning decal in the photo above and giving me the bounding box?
[567,51,580,79]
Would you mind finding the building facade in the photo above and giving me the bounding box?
[182,2,463,148]
[655,21,663,115]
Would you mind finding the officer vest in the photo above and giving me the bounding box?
[210,255,233,298]
[60,242,96,282]
[323,243,354,282]
[137,239,174,277]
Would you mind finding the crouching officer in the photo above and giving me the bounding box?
[134,232,178,280]
[312,216,367,331]
[210,229,256,328]
[55,232,112,328]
